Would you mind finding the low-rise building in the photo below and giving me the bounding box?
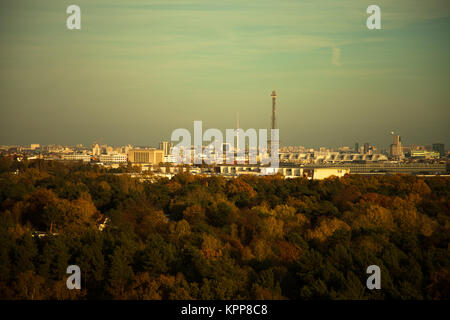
[279,152,388,164]
[60,154,91,162]
[99,154,127,163]
[411,150,440,159]
[218,165,350,180]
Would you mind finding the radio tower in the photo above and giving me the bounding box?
[271,90,277,131]
[268,90,279,150]
[236,112,239,152]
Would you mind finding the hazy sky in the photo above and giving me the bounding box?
[0,0,449,149]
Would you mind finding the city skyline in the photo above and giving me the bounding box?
[1,1,449,306]
[1,137,446,153]
[0,0,449,148]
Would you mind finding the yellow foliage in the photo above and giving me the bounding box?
[307,218,350,242]
[411,179,431,196]
[52,279,86,300]
[241,246,255,262]
[295,213,309,228]
[251,204,272,216]
[226,179,256,198]
[201,233,223,260]
[130,272,162,300]
[13,271,47,300]
[418,214,438,237]
[169,219,191,239]
[260,216,284,239]
[250,239,272,261]
[353,204,395,231]
[357,236,384,254]
[393,207,419,231]
[273,204,296,218]
[183,204,205,223]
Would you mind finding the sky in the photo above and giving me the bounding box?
[0,0,449,149]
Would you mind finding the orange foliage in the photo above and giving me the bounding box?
[277,240,301,263]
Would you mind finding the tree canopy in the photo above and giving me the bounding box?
[0,156,448,300]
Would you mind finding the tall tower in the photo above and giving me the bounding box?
[268,90,279,151]
[235,112,239,152]
[271,90,277,131]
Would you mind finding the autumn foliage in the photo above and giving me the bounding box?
[0,157,449,300]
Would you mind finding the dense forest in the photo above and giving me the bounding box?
[0,156,448,300]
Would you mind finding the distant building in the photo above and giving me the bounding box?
[302,168,350,180]
[411,145,429,151]
[432,143,445,157]
[92,144,101,156]
[402,146,411,156]
[338,146,351,153]
[411,150,440,159]
[122,145,132,155]
[222,143,231,153]
[60,154,91,162]
[390,135,404,159]
[128,149,164,164]
[279,151,387,164]
[99,154,127,163]
[219,164,350,180]
[354,143,359,153]
[30,144,40,150]
[159,141,173,156]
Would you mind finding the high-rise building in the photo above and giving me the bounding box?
[354,142,359,153]
[363,143,370,154]
[432,143,445,157]
[159,141,173,156]
[390,134,404,159]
